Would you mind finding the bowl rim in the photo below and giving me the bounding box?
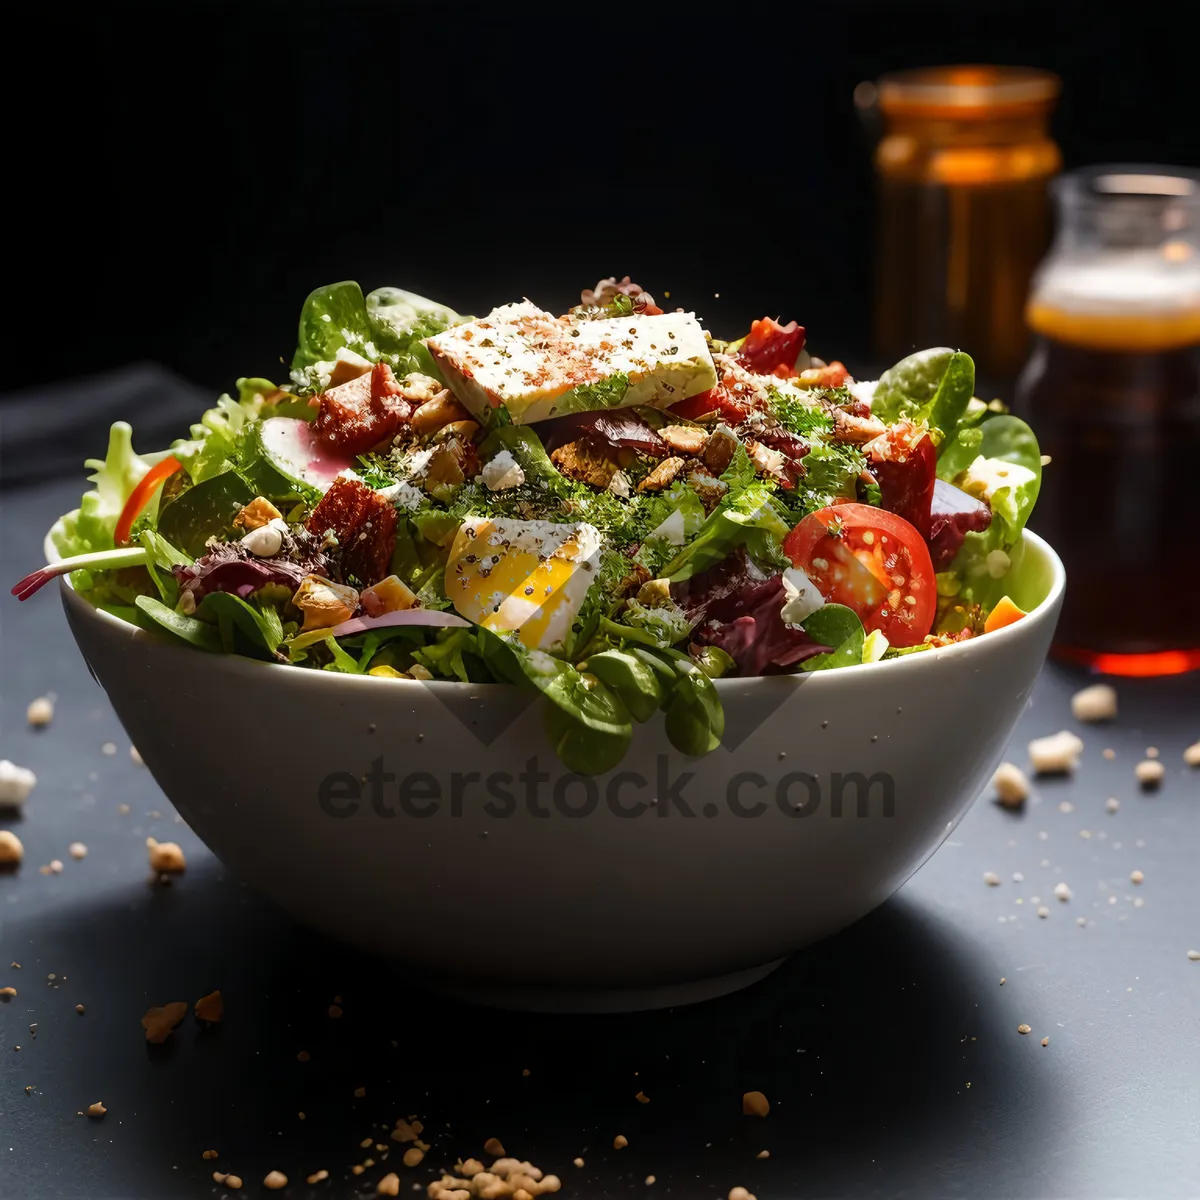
[49,522,1064,694]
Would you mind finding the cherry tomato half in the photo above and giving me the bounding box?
[783,503,937,647]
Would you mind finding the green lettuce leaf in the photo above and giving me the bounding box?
[800,604,866,672]
[872,347,976,448]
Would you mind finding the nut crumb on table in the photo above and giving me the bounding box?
[1135,759,1165,787]
[729,1188,758,1200]
[1130,869,1145,884]
[87,1101,107,1117]
[263,1171,288,1190]
[26,696,54,727]
[194,990,223,1022]
[1018,1024,1032,1035]
[146,837,186,874]
[377,1174,401,1196]
[1184,741,1200,767]
[0,760,37,808]
[991,762,1029,808]
[614,1135,629,1149]
[1071,684,1117,722]
[983,871,1001,887]
[68,842,87,859]
[141,1001,188,1043]
[742,1090,770,1117]
[1028,731,1084,775]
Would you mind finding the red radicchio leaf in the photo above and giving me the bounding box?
[868,425,937,540]
[739,317,807,376]
[928,479,992,570]
[327,609,470,639]
[671,551,829,676]
[173,541,329,602]
[537,409,668,457]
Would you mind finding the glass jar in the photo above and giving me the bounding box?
[1013,166,1200,674]
[871,66,1062,384]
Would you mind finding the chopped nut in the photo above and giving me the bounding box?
[361,575,418,617]
[1135,759,1165,787]
[1054,882,1072,902]
[194,990,223,1022]
[728,1188,758,1200]
[1103,748,1116,760]
[742,1090,770,1117]
[87,1101,107,1117]
[306,1171,329,1185]
[296,1049,310,1062]
[983,871,1001,887]
[263,1171,288,1190]
[1017,1024,1032,1035]
[1184,741,1200,767]
[550,439,619,489]
[483,1138,506,1157]
[1037,906,1050,919]
[392,1118,422,1143]
[202,1150,219,1160]
[233,496,284,530]
[683,466,728,512]
[1041,1037,1050,1046]
[411,390,472,437]
[26,696,54,727]
[1187,950,1200,961]
[1071,683,1117,722]
[635,578,672,609]
[637,455,686,492]
[223,1174,243,1190]
[0,986,17,999]
[744,439,789,483]
[1130,869,1144,884]
[68,842,87,860]
[101,742,117,756]
[614,1135,629,1149]
[1106,797,1120,814]
[658,423,708,456]
[635,1090,650,1104]
[328,1004,343,1019]
[75,1004,85,1014]
[403,1147,425,1167]
[699,423,739,475]
[377,1173,401,1196]
[353,1086,366,1098]
[147,837,186,874]
[1145,746,1159,758]
[0,760,37,808]
[1028,731,1084,775]
[0,830,24,865]
[141,1001,188,1043]
[755,1150,770,1159]
[573,1158,584,1168]
[645,1175,656,1186]
[397,373,447,406]
[291,575,360,632]
[991,762,1029,808]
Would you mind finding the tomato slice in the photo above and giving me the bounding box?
[783,503,937,646]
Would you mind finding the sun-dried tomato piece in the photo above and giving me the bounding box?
[315,362,411,457]
[305,475,397,587]
[739,317,806,376]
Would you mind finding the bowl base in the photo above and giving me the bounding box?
[418,957,787,1013]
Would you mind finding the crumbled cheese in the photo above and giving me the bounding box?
[780,567,825,626]
[26,696,54,727]
[0,760,37,807]
[1135,759,1165,787]
[1071,683,1117,723]
[481,450,526,492]
[0,831,24,865]
[1028,730,1084,775]
[991,762,1029,808]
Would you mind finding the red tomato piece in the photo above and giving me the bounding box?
[783,503,937,646]
[669,385,752,425]
[867,422,937,540]
[739,317,806,375]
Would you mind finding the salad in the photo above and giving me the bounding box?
[13,277,1043,774]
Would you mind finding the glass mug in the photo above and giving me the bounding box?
[1013,166,1200,674]
[869,65,1062,384]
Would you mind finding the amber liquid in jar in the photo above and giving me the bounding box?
[1013,169,1200,673]
[872,67,1062,383]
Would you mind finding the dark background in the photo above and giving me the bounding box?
[5,0,1197,398]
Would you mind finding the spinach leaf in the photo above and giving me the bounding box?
[872,347,976,448]
[365,286,464,356]
[657,652,724,757]
[800,604,866,672]
[291,281,372,373]
[135,594,222,652]
[197,591,283,657]
[156,470,255,558]
[585,649,668,723]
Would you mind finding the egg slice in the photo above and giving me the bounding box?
[444,516,602,652]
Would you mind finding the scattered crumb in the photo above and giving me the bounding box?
[573,1158,584,1168]
[1135,759,1165,787]
[194,990,223,1022]
[130,745,144,766]
[392,1119,423,1144]
[742,1091,770,1117]
[328,1004,343,1019]
[1184,742,1200,767]
[645,1175,656,1185]
[402,1148,424,1168]
[1058,800,1075,814]
[101,742,117,756]
[522,1068,530,1077]
[1054,882,1072,902]
[1130,869,1145,885]
[729,1188,758,1200]
[87,1101,107,1117]
[755,1150,770,1159]
[483,1138,506,1157]
[75,1004,85,1014]
[635,1090,650,1104]
[0,830,25,866]
[263,1171,288,1190]
[427,1158,561,1198]
[26,697,54,727]
[117,803,130,815]
[991,762,1029,808]
[1106,798,1120,814]
[1017,1024,1032,1035]
[202,1150,219,1160]
[1,987,18,999]
[141,1001,188,1043]
[1013,871,1025,882]
[223,1174,243,1189]
[1076,917,1087,926]
[1041,1037,1049,1047]
[1187,950,1200,962]
[146,837,186,874]
[354,1086,366,1098]
[68,842,88,860]
[361,1139,373,1150]
[297,1050,310,1062]
[614,1135,629,1149]
[1145,746,1159,758]
[1037,906,1050,919]
[377,1174,401,1196]
[983,871,1001,887]
[999,977,1006,986]
[306,1171,329,1184]
[1028,730,1084,775]
[0,761,37,809]
[1071,684,1117,723]
[351,1165,365,1176]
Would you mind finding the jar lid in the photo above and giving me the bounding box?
[877,65,1061,120]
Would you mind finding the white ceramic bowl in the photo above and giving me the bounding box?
[57,530,1064,1011]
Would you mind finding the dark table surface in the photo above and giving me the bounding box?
[1,375,1198,1200]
